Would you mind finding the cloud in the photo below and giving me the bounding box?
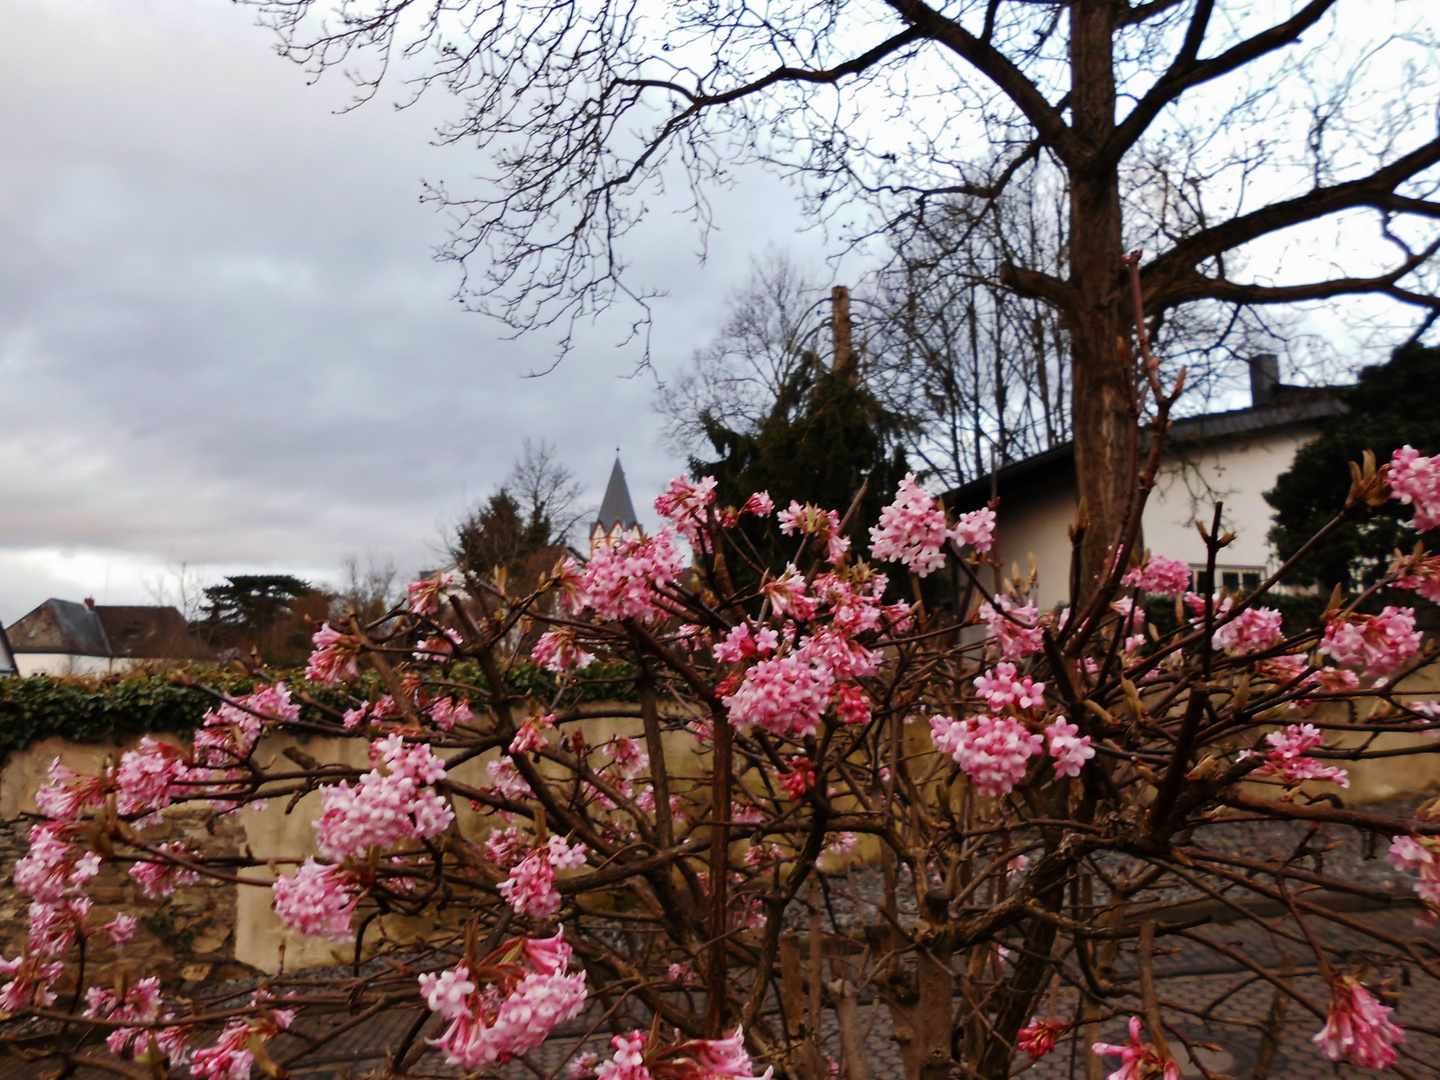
[0,0,844,619]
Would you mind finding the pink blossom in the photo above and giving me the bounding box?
[1312,975,1405,1069]
[678,1028,774,1079]
[1248,724,1349,787]
[485,827,531,869]
[430,695,475,731]
[654,475,717,547]
[407,572,456,616]
[129,843,201,899]
[571,527,685,623]
[1045,718,1094,779]
[932,714,1043,797]
[978,597,1045,660]
[307,622,362,684]
[604,736,649,779]
[487,756,534,800]
[1211,606,1284,655]
[1018,1017,1066,1059]
[104,913,138,948]
[1388,834,1440,907]
[498,836,588,918]
[14,823,101,905]
[761,565,820,620]
[741,491,775,517]
[832,682,870,726]
[780,757,815,798]
[974,663,1046,712]
[420,934,588,1068]
[723,653,834,739]
[1387,445,1440,532]
[115,737,186,817]
[777,502,850,564]
[869,474,951,576]
[1393,553,1440,603]
[953,506,997,552]
[825,832,858,859]
[33,759,106,822]
[712,623,779,664]
[532,628,597,672]
[1092,1017,1180,1080]
[1120,555,1191,596]
[314,738,453,859]
[597,1030,651,1080]
[272,858,359,940]
[1319,606,1421,679]
[511,714,555,754]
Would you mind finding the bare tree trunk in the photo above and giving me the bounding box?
[1067,0,1133,600]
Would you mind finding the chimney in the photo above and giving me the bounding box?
[1249,354,1280,407]
[83,597,96,610]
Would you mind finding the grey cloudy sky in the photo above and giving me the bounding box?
[0,0,844,619]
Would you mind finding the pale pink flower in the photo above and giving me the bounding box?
[532,628,597,672]
[314,738,453,859]
[712,623,779,664]
[761,565,820,620]
[1387,445,1440,532]
[487,756,534,801]
[777,502,849,564]
[723,653,834,739]
[1092,1016,1180,1080]
[974,663,1046,712]
[1120,555,1191,596]
[741,491,775,517]
[1045,718,1094,779]
[485,827,531,869]
[407,572,456,616]
[33,759,106,823]
[953,506,997,552]
[932,714,1043,797]
[1248,723,1349,788]
[430,695,475,731]
[681,1028,774,1079]
[1388,834,1440,907]
[869,474,951,576]
[825,832,858,859]
[1393,553,1440,603]
[1211,606,1284,655]
[498,836,587,918]
[129,843,200,899]
[272,858,359,940]
[1319,606,1421,679]
[104,913,138,948]
[978,597,1045,660]
[597,1030,650,1080]
[572,528,685,623]
[604,736,649,779]
[654,475,718,547]
[115,737,186,816]
[511,714,554,754]
[1312,975,1405,1069]
[306,622,362,684]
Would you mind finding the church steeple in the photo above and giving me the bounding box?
[591,457,638,552]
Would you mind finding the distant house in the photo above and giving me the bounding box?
[590,457,639,553]
[4,598,210,677]
[950,356,1348,611]
[0,623,15,677]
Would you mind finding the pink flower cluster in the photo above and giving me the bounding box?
[1,822,100,1009]
[593,1027,774,1080]
[84,977,176,1058]
[190,1001,296,1080]
[930,715,1043,797]
[315,735,453,860]
[1248,723,1349,787]
[780,757,815,798]
[570,528,685,623]
[1312,975,1405,1069]
[129,842,201,900]
[498,835,588,918]
[1092,1017,1180,1080]
[487,756,534,800]
[1211,605,1283,655]
[407,571,456,616]
[418,929,588,1068]
[1319,606,1421,679]
[1388,445,1440,532]
[978,597,1045,660]
[778,502,850,564]
[306,623,363,684]
[430,695,475,731]
[1394,554,1440,603]
[1045,719,1095,778]
[272,858,360,940]
[188,684,300,806]
[974,663,1045,712]
[868,474,953,576]
[1018,1017,1066,1059]
[532,628,598,672]
[654,475,717,547]
[723,653,834,739]
[1388,835,1440,910]
[712,623,779,664]
[761,565,820,620]
[1120,554,1192,596]
[114,737,186,817]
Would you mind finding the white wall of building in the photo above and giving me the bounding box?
[14,653,131,677]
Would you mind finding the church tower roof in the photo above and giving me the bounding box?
[596,458,639,534]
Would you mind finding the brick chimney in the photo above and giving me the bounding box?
[1249,354,1280,407]
[83,597,96,610]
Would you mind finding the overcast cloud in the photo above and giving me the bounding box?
[0,0,844,619]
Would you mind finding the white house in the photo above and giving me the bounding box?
[4,598,208,676]
[950,357,1347,611]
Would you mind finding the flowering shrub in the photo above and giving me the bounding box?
[5,403,1440,1079]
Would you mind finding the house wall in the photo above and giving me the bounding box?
[13,652,124,677]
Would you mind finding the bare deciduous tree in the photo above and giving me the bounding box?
[242,0,1440,591]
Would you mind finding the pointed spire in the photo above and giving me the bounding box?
[596,457,638,534]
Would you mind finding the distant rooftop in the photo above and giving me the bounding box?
[5,599,206,660]
[596,458,639,533]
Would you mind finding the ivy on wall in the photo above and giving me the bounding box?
[0,661,639,764]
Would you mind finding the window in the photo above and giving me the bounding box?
[1190,565,1266,596]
